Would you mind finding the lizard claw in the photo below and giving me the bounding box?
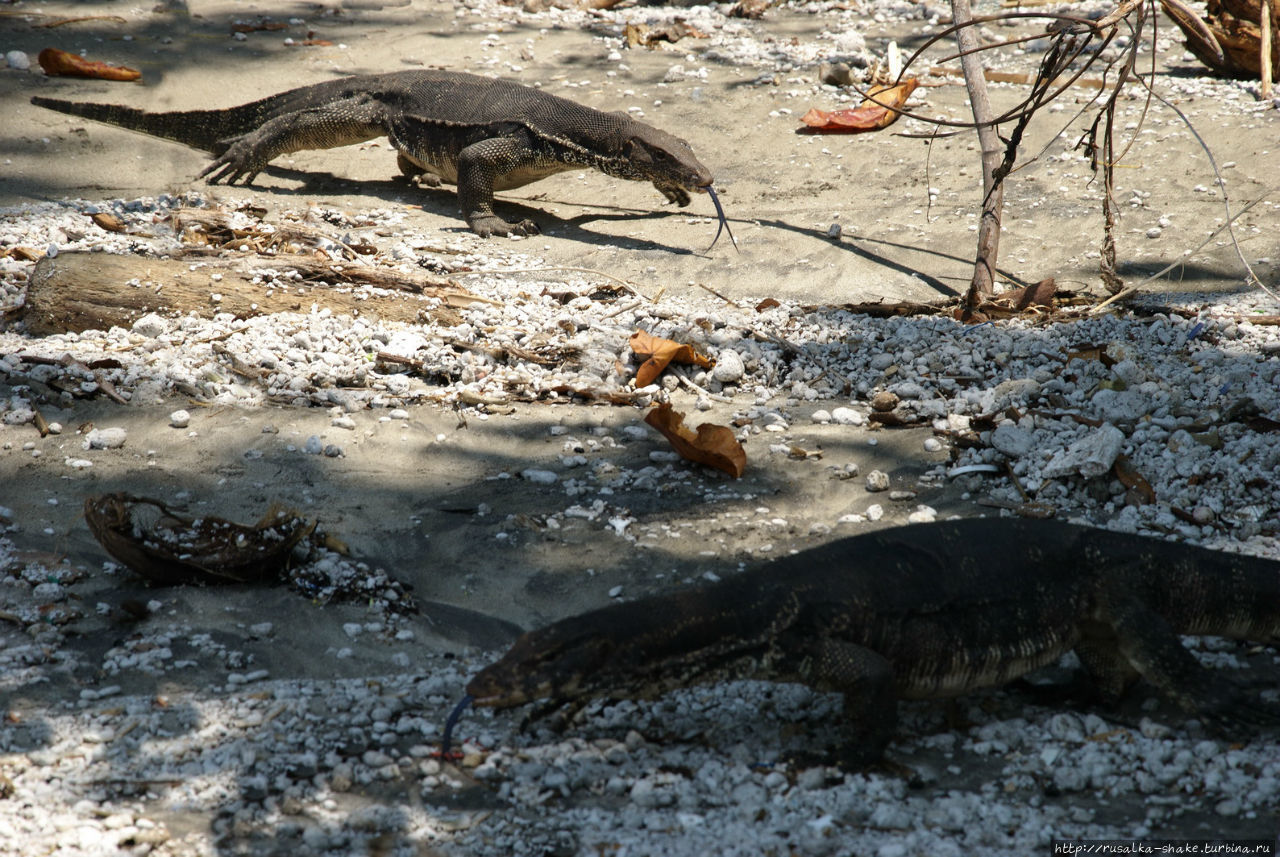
[655,183,691,207]
[198,156,263,186]
[467,214,540,238]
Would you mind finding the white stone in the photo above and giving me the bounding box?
[991,424,1034,458]
[864,470,890,492]
[1042,424,1125,478]
[711,349,745,384]
[830,407,863,426]
[131,313,170,337]
[85,427,127,449]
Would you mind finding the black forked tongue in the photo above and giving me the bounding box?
[439,693,474,756]
[705,185,739,253]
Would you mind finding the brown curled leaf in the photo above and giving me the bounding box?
[1113,454,1156,506]
[84,493,314,585]
[89,212,126,233]
[629,330,713,388]
[38,47,141,81]
[644,403,746,478]
[800,78,918,133]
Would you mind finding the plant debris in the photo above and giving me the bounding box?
[83,493,314,585]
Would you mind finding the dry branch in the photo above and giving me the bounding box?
[22,252,474,335]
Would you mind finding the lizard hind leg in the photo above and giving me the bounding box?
[776,637,899,770]
[1100,590,1280,735]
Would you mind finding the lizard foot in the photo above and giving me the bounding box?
[468,215,540,238]
[396,154,442,187]
[654,182,692,207]
[198,148,267,186]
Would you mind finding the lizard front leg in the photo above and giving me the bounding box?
[199,96,388,185]
[455,135,542,238]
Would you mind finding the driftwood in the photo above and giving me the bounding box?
[22,251,479,335]
[1163,0,1280,82]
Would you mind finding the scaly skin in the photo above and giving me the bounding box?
[31,70,719,239]
[466,518,1280,768]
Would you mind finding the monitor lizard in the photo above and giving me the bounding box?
[31,70,734,244]
[457,518,1280,767]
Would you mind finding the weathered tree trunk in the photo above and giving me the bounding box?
[952,0,1004,317]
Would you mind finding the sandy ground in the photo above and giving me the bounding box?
[2,0,1280,851]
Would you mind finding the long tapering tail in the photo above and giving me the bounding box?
[31,95,266,153]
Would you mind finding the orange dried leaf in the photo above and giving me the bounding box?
[1113,454,1156,506]
[38,48,141,81]
[89,212,126,233]
[644,403,746,478]
[629,330,713,387]
[800,78,918,133]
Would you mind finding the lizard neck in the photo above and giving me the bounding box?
[592,572,796,693]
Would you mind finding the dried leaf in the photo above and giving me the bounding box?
[1246,415,1280,432]
[629,330,713,387]
[230,20,289,33]
[800,78,918,133]
[84,493,314,585]
[38,47,141,81]
[1065,344,1117,369]
[89,212,126,233]
[624,22,648,49]
[755,297,781,312]
[1113,454,1156,505]
[624,18,708,48]
[994,277,1056,312]
[644,404,746,478]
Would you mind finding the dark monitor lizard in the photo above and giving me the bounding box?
[31,70,734,245]
[457,517,1280,768]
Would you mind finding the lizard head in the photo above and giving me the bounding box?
[620,126,713,197]
[613,120,738,251]
[466,622,621,710]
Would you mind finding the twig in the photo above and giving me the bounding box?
[37,14,127,26]
[601,299,643,319]
[32,409,51,438]
[696,282,737,305]
[673,368,734,403]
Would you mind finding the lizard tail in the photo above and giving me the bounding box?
[31,95,268,153]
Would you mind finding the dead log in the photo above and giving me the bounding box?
[21,251,479,335]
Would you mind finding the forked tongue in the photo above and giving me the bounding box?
[440,693,474,756]
[705,185,738,253]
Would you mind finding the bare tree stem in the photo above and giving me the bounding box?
[1263,0,1274,100]
[952,0,1004,314]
